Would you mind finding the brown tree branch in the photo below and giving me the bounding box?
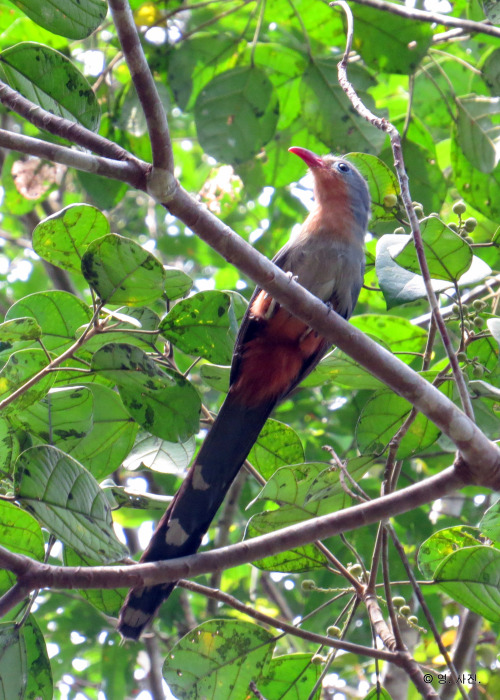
[0,80,137,162]
[0,466,464,608]
[0,128,146,190]
[107,0,174,174]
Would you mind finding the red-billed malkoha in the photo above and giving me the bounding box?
[118,146,371,639]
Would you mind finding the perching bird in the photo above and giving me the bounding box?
[118,147,370,639]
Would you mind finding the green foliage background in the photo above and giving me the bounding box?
[0,0,499,698]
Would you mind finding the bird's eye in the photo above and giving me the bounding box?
[337,162,350,173]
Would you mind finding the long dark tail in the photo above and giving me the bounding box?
[118,390,275,639]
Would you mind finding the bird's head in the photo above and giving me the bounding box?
[289,146,370,234]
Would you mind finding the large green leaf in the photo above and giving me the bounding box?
[194,66,279,164]
[159,290,241,364]
[14,445,129,562]
[356,388,443,458]
[434,546,500,622]
[3,291,92,358]
[163,620,275,699]
[33,204,110,274]
[393,216,473,282]
[18,386,93,451]
[376,233,491,308]
[91,343,201,442]
[246,508,327,572]
[0,317,41,343]
[418,526,482,579]
[248,419,304,480]
[0,42,100,131]
[259,654,321,700]
[351,4,432,74]
[0,624,27,700]
[81,233,166,306]
[456,94,500,173]
[0,349,54,414]
[10,0,107,40]
[300,58,386,154]
[0,500,44,597]
[122,431,195,475]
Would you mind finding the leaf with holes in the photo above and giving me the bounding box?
[14,445,128,562]
[163,620,275,699]
[393,216,473,282]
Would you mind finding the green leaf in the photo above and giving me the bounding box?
[345,153,399,222]
[434,546,500,622]
[0,624,27,700]
[393,216,473,282]
[163,620,275,699]
[480,501,500,543]
[356,387,444,458]
[248,418,304,480]
[76,170,128,210]
[9,0,107,40]
[69,383,139,481]
[91,344,201,442]
[81,233,166,306]
[199,363,231,393]
[418,526,482,579]
[352,4,432,74]
[259,653,321,700]
[22,615,53,700]
[0,317,41,343]
[363,687,393,700]
[18,386,93,451]
[3,290,92,357]
[33,204,110,274]
[0,42,100,131]
[0,500,44,596]
[300,59,386,154]
[0,349,54,414]
[0,420,20,476]
[246,508,327,572]
[122,432,195,474]
[350,314,427,357]
[304,349,385,390]
[164,265,193,300]
[451,130,500,219]
[64,549,126,617]
[194,66,279,164]
[159,290,239,364]
[376,233,491,308]
[14,445,129,562]
[456,95,500,173]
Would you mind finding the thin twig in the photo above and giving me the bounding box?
[178,579,399,662]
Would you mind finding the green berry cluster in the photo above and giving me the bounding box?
[451,299,487,336]
[449,200,477,244]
